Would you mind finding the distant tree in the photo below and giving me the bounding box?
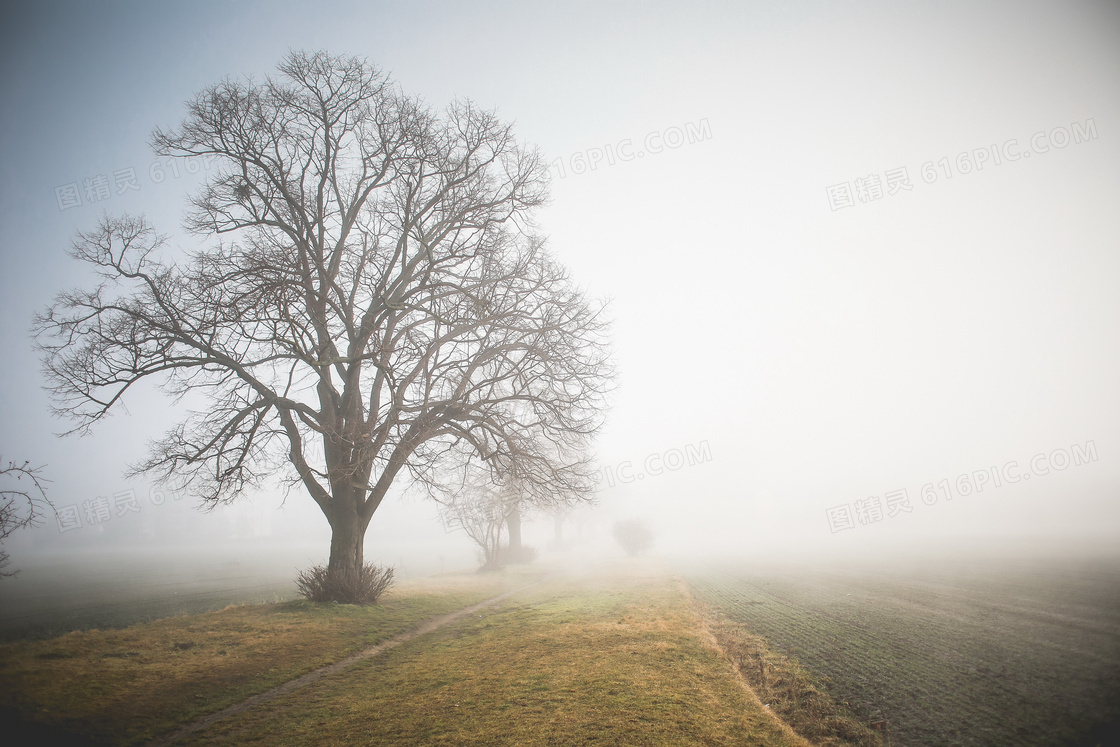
[439,473,541,570]
[441,479,518,571]
[613,519,653,557]
[34,51,611,601]
[505,504,525,557]
[546,504,573,550]
[497,475,532,563]
[0,458,51,577]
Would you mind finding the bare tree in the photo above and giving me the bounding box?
[547,504,573,550]
[0,458,51,577]
[440,477,521,571]
[438,469,555,570]
[34,51,611,600]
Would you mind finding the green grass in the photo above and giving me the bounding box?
[684,557,1120,746]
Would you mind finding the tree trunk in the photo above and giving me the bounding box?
[327,503,365,575]
[506,506,522,551]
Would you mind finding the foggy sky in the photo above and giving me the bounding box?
[1,0,1118,569]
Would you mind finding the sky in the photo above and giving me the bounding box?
[1,0,1119,576]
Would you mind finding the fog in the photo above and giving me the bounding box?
[2,0,1119,631]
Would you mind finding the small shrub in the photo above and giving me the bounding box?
[295,563,395,605]
[613,519,654,556]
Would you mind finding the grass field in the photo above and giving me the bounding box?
[0,569,545,744]
[182,561,810,746]
[683,554,1120,747]
[0,559,818,746]
[6,552,1117,745]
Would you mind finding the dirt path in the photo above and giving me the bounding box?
[149,577,549,746]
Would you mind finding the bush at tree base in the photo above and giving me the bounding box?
[295,563,395,604]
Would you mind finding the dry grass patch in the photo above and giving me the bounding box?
[189,559,811,746]
[0,569,540,745]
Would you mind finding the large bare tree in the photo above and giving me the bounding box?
[34,51,610,597]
